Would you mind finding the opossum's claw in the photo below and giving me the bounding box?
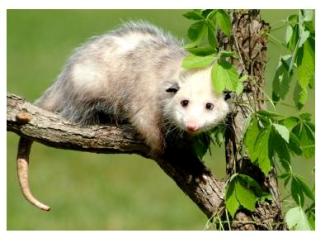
[17,138,51,212]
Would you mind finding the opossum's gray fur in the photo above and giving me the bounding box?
[35,21,187,152]
[34,21,231,154]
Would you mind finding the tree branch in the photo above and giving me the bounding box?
[7,93,225,217]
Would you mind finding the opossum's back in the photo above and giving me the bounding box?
[35,21,185,124]
[70,21,185,87]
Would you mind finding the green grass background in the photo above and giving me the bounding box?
[7,9,315,230]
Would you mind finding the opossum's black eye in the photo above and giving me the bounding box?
[180,99,189,107]
[223,91,232,101]
[166,83,180,93]
[205,102,214,110]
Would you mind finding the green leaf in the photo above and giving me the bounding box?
[283,10,314,110]
[288,132,303,156]
[279,172,290,180]
[298,37,315,79]
[235,80,244,95]
[185,46,216,56]
[245,116,294,175]
[297,10,310,48]
[254,127,272,175]
[291,176,305,206]
[269,129,291,172]
[225,175,259,217]
[244,117,260,162]
[280,116,299,132]
[219,50,237,58]
[304,21,315,34]
[239,74,248,83]
[272,55,293,102]
[296,37,315,109]
[207,21,217,48]
[301,10,314,22]
[295,176,314,200]
[285,206,312,230]
[206,10,217,27]
[293,81,308,110]
[211,59,241,94]
[305,202,315,230]
[272,124,290,143]
[215,10,232,36]
[225,179,240,217]
[235,178,257,212]
[300,112,312,121]
[183,10,204,20]
[211,63,225,93]
[258,110,283,119]
[187,21,207,43]
[298,10,313,46]
[288,14,299,27]
[237,174,264,197]
[211,124,225,147]
[286,14,299,51]
[182,54,216,69]
[284,174,291,187]
[298,29,310,48]
[193,134,211,159]
[292,119,315,158]
[202,9,214,18]
[286,25,299,51]
[285,23,293,46]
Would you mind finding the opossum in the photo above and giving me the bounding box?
[16,21,231,211]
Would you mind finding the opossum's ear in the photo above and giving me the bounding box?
[223,91,233,101]
[166,83,180,94]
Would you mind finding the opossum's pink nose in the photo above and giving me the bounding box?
[186,122,199,133]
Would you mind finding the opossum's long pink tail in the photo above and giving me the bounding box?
[16,137,51,211]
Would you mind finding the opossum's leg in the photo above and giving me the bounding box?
[130,110,164,155]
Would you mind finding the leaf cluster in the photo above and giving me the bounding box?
[182,9,315,230]
[225,111,315,219]
[225,173,270,217]
[183,9,231,55]
[244,111,315,175]
[182,10,244,96]
[243,110,315,230]
[272,10,315,110]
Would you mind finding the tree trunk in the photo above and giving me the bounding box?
[219,10,284,230]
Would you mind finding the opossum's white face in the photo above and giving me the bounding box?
[164,67,230,134]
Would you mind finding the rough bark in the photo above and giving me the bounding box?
[7,93,225,218]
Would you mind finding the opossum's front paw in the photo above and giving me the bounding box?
[148,145,165,158]
[131,116,165,157]
[145,135,165,158]
[141,130,165,158]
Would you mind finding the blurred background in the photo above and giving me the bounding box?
[7,9,315,230]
